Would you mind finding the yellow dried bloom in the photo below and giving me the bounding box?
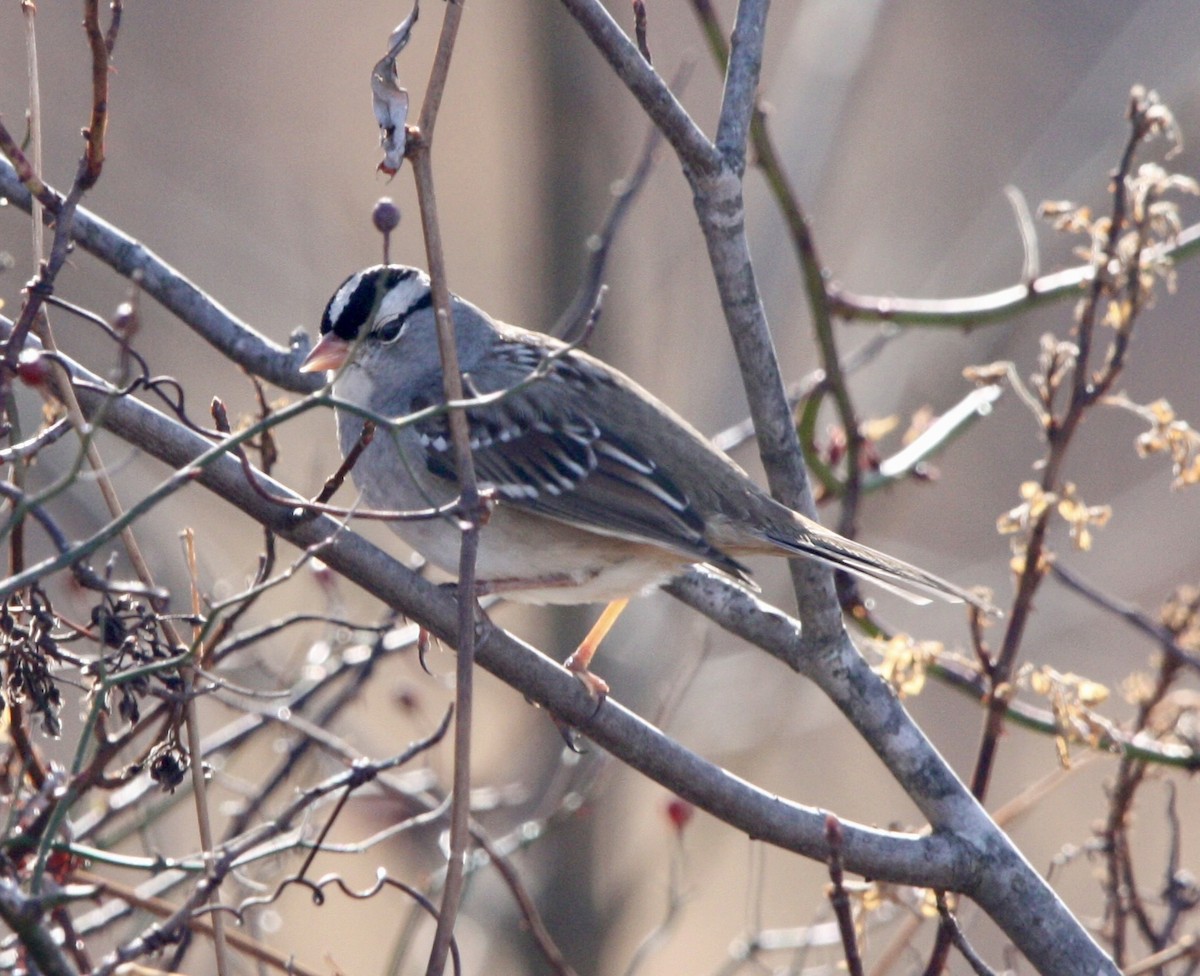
[861,414,900,443]
[873,635,942,698]
[997,481,1057,535]
[1076,679,1111,707]
[962,362,1012,386]
[1122,672,1156,707]
[918,888,942,918]
[1111,394,1200,489]
[1056,483,1112,551]
[1025,666,1115,766]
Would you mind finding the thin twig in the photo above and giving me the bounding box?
[0,156,314,391]
[689,0,864,541]
[80,0,110,190]
[935,893,999,976]
[180,531,232,976]
[0,880,79,976]
[92,715,452,976]
[406,4,478,974]
[314,419,376,503]
[928,654,1197,770]
[970,90,1170,805]
[824,815,864,976]
[557,0,719,177]
[76,870,326,976]
[632,0,650,63]
[1051,563,1200,671]
[1124,934,1200,975]
[829,221,1200,326]
[473,831,582,976]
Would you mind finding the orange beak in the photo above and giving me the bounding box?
[300,333,351,373]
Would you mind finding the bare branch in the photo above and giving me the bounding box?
[402,5,479,972]
[0,319,1121,976]
[824,816,865,976]
[713,0,768,171]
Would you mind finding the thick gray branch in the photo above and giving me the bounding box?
[714,0,769,168]
[8,324,961,886]
[553,3,1118,972]
[555,0,835,633]
[665,570,1113,973]
[1,317,1119,975]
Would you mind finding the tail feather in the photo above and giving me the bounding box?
[768,523,999,616]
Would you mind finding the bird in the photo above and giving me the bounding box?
[301,264,993,694]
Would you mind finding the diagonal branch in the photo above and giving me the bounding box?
[691,0,865,541]
[558,1,832,635]
[713,0,768,170]
[0,317,1118,976]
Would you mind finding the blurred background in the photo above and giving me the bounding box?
[2,1,1200,973]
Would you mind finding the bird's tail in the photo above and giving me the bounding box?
[768,518,999,616]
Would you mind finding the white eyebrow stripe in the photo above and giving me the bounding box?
[327,271,368,325]
[377,270,432,323]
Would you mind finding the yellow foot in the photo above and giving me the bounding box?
[562,597,628,699]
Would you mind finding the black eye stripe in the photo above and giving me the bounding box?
[406,290,433,317]
[321,266,421,341]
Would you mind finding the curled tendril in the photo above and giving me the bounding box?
[202,869,461,975]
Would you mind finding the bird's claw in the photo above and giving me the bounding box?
[564,652,610,703]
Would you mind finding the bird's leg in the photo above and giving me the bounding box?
[563,597,629,699]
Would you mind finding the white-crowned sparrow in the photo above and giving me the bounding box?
[302,265,990,685]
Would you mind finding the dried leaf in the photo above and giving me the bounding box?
[372,0,420,177]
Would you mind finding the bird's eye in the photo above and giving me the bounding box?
[375,317,405,343]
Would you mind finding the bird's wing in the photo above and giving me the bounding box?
[409,341,750,578]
